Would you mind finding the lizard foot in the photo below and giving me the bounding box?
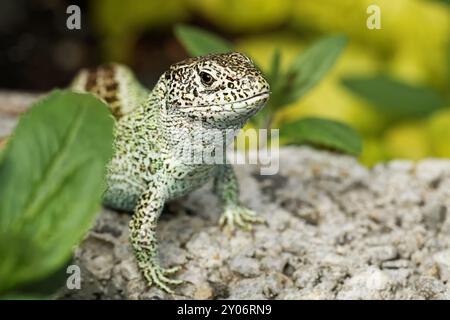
[140,261,183,294]
[219,206,265,231]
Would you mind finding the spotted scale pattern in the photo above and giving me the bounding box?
[71,63,149,118]
[71,52,270,293]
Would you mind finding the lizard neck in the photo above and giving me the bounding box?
[158,101,245,166]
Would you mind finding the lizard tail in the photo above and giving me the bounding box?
[70,63,149,119]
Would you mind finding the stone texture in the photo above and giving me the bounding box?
[56,146,450,300]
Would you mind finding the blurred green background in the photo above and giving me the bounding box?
[1,0,449,166]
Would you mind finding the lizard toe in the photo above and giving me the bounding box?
[219,206,263,231]
[141,262,183,294]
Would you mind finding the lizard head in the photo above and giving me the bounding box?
[162,52,270,128]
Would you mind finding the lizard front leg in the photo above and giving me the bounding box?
[214,164,264,230]
[129,182,183,293]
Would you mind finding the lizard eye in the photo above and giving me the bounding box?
[199,71,215,86]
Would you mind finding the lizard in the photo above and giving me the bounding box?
[70,52,271,293]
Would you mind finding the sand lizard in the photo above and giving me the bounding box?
[71,52,270,293]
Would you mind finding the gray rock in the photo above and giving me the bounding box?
[414,276,450,299]
[433,250,450,282]
[227,277,267,300]
[60,147,450,300]
[423,204,447,231]
[229,256,260,277]
[337,267,392,299]
[365,245,398,264]
[381,259,411,270]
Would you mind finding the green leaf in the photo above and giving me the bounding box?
[252,50,282,128]
[1,294,48,300]
[279,35,347,107]
[433,0,450,6]
[447,37,450,100]
[281,117,362,155]
[342,75,446,119]
[7,259,73,299]
[174,24,234,57]
[0,90,114,294]
[268,49,282,86]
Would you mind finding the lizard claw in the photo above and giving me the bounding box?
[219,206,265,231]
[140,261,184,294]
[163,265,182,275]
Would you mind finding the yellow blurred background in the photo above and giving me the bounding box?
[2,0,449,166]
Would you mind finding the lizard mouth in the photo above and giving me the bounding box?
[237,91,270,103]
[230,91,270,112]
[190,91,270,110]
[222,91,270,108]
[181,91,270,120]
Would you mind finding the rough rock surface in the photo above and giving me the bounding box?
[1,92,450,300]
[57,147,449,300]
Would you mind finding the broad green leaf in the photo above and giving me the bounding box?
[342,75,446,119]
[281,117,362,155]
[434,0,450,6]
[279,35,347,107]
[5,259,73,299]
[447,38,450,100]
[252,50,282,128]
[174,24,234,56]
[1,294,48,300]
[0,90,114,294]
[268,49,282,87]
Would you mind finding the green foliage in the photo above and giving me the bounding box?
[342,75,447,120]
[0,90,114,295]
[174,24,234,57]
[276,35,347,107]
[268,49,282,87]
[434,0,450,6]
[447,38,450,100]
[175,25,361,156]
[281,118,362,156]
